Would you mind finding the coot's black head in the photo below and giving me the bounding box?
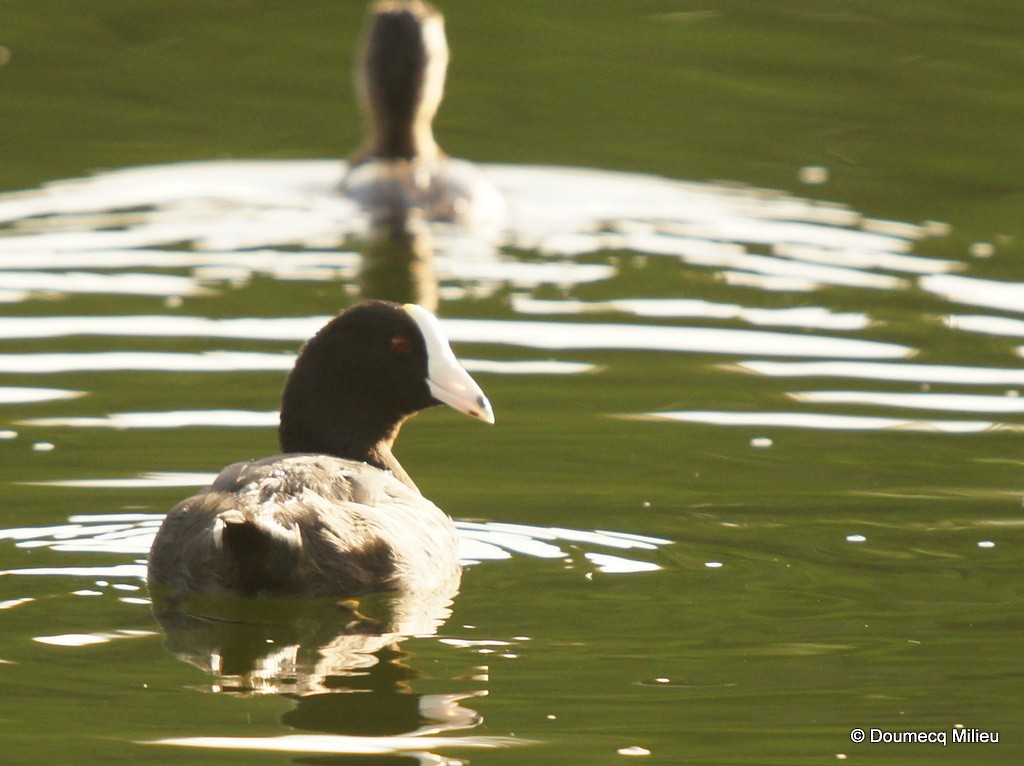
[279,300,491,460]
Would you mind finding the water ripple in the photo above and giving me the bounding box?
[142,732,529,756]
[0,505,670,576]
[0,387,84,404]
[789,390,1024,413]
[733,360,1024,386]
[511,296,871,331]
[0,314,912,359]
[0,161,951,301]
[633,410,1020,433]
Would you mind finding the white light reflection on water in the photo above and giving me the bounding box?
[0,351,594,376]
[0,271,209,297]
[0,160,351,224]
[0,597,34,610]
[921,274,1024,315]
[142,732,525,756]
[771,242,958,275]
[434,259,615,287]
[0,247,611,294]
[0,315,912,359]
[511,295,870,331]
[944,314,1024,340]
[0,387,84,404]
[24,475,218,489]
[491,164,917,254]
[0,249,360,271]
[583,553,661,574]
[0,315,324,342]
[464,359,599,375]
[439,319,910,359]
[0,351,295,373]
[720,271,820,292]
[0,564,148,578]
[33,629,157,647]
[733,360,1024,386]
[0,507,669,575]
[0,160,950,299]
[632,411,1020,433]
[600,234,905,291]
[19,410,279,429]
[789,390,1024,413]
[0,159,979,583]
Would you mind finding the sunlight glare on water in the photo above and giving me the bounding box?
[0,387,85,404]
[0,508,670,574]
[2,155,1023,765]
[633,410,1021,433]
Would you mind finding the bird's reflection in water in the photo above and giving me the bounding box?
[153,581,484,758]
[279,646,481,738]
[358,210,439,313]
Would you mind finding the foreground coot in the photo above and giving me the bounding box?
[147,301,493,598]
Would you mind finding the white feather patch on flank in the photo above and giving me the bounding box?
[212,516,226,549]
[212,511,302,551]
[252,514,302,550]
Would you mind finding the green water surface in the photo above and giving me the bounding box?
[1,2,1023,765]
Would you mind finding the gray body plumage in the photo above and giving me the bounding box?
[148,453,461,598]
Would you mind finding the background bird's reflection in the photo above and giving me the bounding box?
[358,210,439,312]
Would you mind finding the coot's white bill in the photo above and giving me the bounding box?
[404,303,494,424]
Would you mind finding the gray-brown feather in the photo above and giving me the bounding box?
[147,454,460,597]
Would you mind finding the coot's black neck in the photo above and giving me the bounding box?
[276,311,430,492]
[278,411,417,491]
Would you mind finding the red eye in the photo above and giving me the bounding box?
[391,335,412,353]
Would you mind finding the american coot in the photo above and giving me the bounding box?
[147,301,493,598]
[341,1,504,226]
